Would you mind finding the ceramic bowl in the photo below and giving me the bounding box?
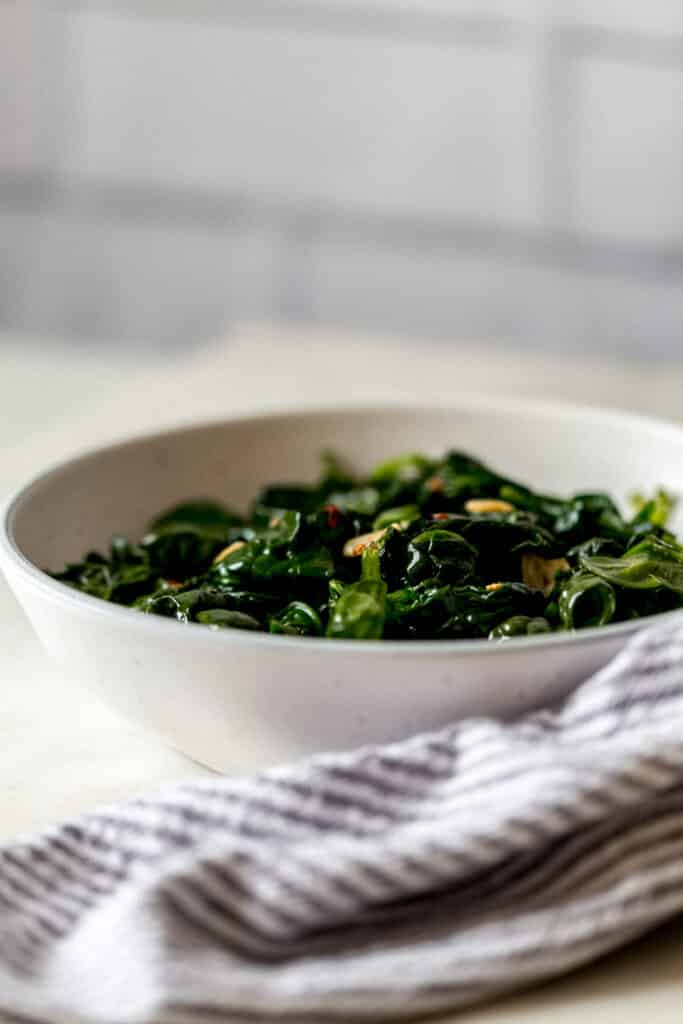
[2,401,683,772]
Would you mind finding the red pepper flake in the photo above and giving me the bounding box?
[431,512,451,521]
[165,579,183,590]
[323,503,342,528]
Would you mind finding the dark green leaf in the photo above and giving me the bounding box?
[326,581,387,639]
[489,616,551,639]
[326,544,387,639]
[386,581,545,640]
[373,504,420,530]
[631,487,676,528]
[144,531,219,577]
[269,601,323,637]
[558,573,617,629]
[196,609,261,631]
[325,486,381,517]
[580,536,683,593]
[51,447,681,641]
[370,452,434,485]
[147,500,241,540]
[404,528,477,585]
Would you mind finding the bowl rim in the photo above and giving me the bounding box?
[2,395,683,656]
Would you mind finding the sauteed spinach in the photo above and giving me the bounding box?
[52,450,681,641]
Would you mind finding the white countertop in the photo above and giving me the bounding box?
[2,323,683,1021]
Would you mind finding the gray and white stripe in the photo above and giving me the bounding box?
[1,620,683,1023]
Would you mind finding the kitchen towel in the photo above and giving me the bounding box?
[1,621,683,1023]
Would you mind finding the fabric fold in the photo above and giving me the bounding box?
[1,621,683,1023]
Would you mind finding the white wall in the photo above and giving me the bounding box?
[1,0,683,358]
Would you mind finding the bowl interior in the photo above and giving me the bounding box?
[9,402,683,573]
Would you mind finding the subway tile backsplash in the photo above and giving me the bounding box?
[1,0,682,359]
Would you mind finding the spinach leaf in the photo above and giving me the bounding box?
[52,445,681,641]
[489,616,551,639]
[631,487,676,528]
[148,500,241,540]
[371,452,434,485]
[373,504,420,531]
[580,536,683,594]
[420,451,505,506]
[370,452,435,506]
[386,581,544,640]
[269,601,323,637]
[196,609,261,631]
[558,574,617,630]
[567,536,625,564]
[326,546,387,640]
[426,513,559,583]
[325,486,381,518]
[136,586,205,622]
[144,531,219,577]
[252,547,335,582]
[53,552,116,601]
[404,528,477,585]
[54,539,158,604]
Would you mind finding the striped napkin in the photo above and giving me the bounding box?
[2,621,683,1024]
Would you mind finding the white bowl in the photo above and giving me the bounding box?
[2,400,683,773]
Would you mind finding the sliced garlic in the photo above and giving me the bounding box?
[343,522,405,557]
[465,498,515,514]
[521,553,570,596]
[213,540,246,564]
